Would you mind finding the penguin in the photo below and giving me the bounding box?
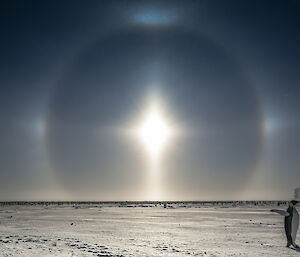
[271,200,299,248]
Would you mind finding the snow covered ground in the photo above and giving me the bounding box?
[0,203,299,257]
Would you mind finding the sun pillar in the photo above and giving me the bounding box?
[136,102,172,200]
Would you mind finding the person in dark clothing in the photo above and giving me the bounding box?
[285,200,299,248]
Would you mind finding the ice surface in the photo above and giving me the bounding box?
[0,203,299,256]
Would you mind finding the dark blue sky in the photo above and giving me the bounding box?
[0,0,299,200]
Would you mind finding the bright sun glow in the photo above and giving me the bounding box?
[137,107,171,158]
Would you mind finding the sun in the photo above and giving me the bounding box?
[137,106,171,159]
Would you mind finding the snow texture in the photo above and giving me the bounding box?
[0,203,299,256]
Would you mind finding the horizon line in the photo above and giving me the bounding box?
[0,200,290,204]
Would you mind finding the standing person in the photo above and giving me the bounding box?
[285,200,299,248]
[271,188,300,248]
